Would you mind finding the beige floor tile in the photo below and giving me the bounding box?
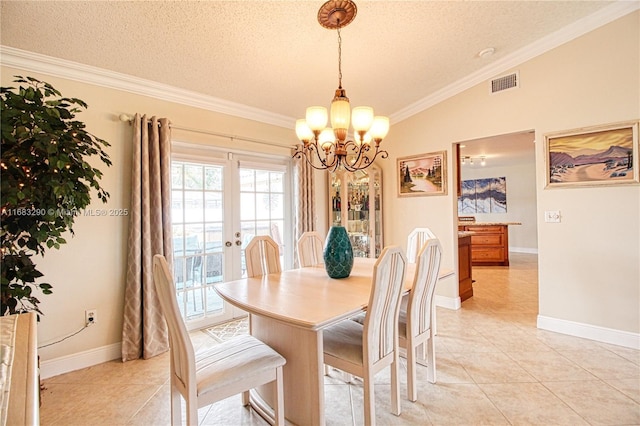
[543,380,640,425]
[556,348,640,380]
[324,383,355,425]
[605,378,640,404]
[40,382,160,425]
[451,351,537,384]
[479,382,589,425]
[505,350,597,382]
[37,253,640,425]
[420,383,510,425]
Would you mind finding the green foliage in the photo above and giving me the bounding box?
[1,76,111,316]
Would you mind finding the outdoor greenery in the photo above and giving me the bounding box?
[1,76,111,316]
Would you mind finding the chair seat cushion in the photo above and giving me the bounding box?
[195,334,285,396]
[323,320,364,366]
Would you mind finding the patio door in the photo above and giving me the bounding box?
[171,150,290,330]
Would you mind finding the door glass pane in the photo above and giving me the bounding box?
[239,166,286,276]
[172,161,226,323]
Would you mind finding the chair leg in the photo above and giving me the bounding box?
[426,336,436,384]
[274,366,285,426]
[407,342,418,402]
[186,393,198,426]
[391,353,401,416]
[170,385,182,426]
[363,370,376,426]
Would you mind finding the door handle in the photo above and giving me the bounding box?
[235,240,242,246]
[225,241,232,247]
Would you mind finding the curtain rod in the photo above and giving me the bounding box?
[118,113,292,149]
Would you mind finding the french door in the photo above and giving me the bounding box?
[171,149,291,330]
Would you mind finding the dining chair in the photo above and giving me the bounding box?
[399,237,442,402]
[245,235,281,277]
[323,246,406,425]
[152,254,286,426]
[297,231,324,267]
[406,227,437,263]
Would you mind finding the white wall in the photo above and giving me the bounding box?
[379,12,639,344]
[461,162,538,252]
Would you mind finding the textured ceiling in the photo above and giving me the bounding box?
[0,1,627,167]
[1,0,616,121]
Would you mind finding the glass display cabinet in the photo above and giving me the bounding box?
[329,165,383,258]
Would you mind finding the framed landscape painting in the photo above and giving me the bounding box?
[545,120,638,188]
[397,151,447,197]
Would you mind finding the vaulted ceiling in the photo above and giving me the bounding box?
[1,1,634,166]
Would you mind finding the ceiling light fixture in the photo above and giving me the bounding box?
[462,156,487,166]
[478,47,495,58]
[293,0,389,172]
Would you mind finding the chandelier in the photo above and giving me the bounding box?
[293,0,389,172]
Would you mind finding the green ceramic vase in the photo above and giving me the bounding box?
[323,226,354,278]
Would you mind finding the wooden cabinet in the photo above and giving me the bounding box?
[460,224,510,266]
[329,165,382,258]
[458,233,473,301]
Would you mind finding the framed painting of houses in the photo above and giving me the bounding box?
[544,120,638,188]
[397,151,447,197]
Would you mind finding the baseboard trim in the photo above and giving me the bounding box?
[537,315,640,350]
[435,295,461,310]
[510,247,538,254]
[40,342,122,379]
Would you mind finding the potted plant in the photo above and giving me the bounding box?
[1,76,111,316]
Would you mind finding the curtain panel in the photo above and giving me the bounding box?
[293,157,316,267]
[121,114,173,361]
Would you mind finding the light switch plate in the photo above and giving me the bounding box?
[545,210,561,223]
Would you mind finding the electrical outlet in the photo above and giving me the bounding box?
[85,309,97,326]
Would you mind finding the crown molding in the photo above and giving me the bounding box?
[0,45,295,129]
[390,1,640,124]
[1,1,637,128]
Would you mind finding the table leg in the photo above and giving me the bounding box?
[250,314,325,426]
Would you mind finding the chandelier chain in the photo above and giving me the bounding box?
[337,22,343,89]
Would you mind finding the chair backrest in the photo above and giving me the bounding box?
[363,246,406,366]
[406,238,442,336]
[297,231,325,267]
[406,228,437,263]
[245,235,282,277]
[152,255,196,392]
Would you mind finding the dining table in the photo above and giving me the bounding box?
[214,257,453,426]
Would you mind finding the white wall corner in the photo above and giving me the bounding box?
[537,315,640,350]
[40,342,122,379]
[435,294,462,311]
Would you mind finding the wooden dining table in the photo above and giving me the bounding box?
[214,257,453,426]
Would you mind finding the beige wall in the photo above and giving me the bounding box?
[1,68,297,364]
[1,10,637,373]
[380,12,639,335]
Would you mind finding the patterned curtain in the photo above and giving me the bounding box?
[293,156,316,268]
[121,114,173,361]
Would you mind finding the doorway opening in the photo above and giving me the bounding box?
[452,130,539,308]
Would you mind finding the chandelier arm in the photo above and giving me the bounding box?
[292,141,341,171]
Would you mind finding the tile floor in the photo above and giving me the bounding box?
[39,253,640,425]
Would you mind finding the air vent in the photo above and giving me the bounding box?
[490,72,519,93]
